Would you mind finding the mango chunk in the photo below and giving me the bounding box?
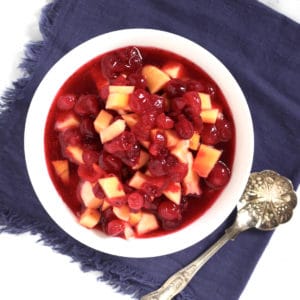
[142,65,170,94]
[79,208,101,229]
[193,144,222,178]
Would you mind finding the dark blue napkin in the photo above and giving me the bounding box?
[1,0,299,299]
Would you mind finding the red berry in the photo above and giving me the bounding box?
[186,79,206,92]
[57,94,77,111]
[77,164,103,182]
[127,192,144,211]
[74,94,100,117]
[201,124,220,145]
[148,157,167,177]
[216,116,233,142]
[59,128,82,147]
[170,97,186,113]
[183,91,201,114]
[156,113,174,129]
[164,79,186,98]
[174,115,194,139]
[99,152,123,173]
[158,200,181,221]
[129,89,151,114]
[205,161,230,189]
[82,149,100,165]
[106,219,125,236]
[128,73,147,89]
[80,118,98,139]
[93,183,105,198]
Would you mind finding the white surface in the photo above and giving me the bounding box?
[0,1,299,299]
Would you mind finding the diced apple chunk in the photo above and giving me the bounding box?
[128,171,148,189]
[162,62,184,78]
[189,132,200,151]
[165,130,181,148]
[108,85,135,94]
[142,65,170,94]
[55,113,79,131]
[101,200,111,211]
[113,205,131,222]
[65,145,84,164]
[93,109,113,134]
[198,93,212,110]
[124,223,135,239]
[79,208,101,229]
[105,93,130,111]
[51,160,69,184]
[80,181,104,209]
[121,113,139,128]
[183,151,202,195]
[132,150,149,170]
[200,108,219,124]
[135,212,159,236]
[129,211,143,226]
[163,182,181,205]
[170,140,189,163]
[98,175,125,199]
[100,119,126,143]
[193,144,222,178]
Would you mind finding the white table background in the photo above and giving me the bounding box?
[0,1,299,299]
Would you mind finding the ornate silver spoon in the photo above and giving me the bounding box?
[141,170,297,300]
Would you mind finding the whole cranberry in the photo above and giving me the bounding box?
[205,161,231,189]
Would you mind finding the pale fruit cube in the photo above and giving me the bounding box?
[65,145,84,164]
[163,182,181,205]
[121,113,139,128]
[135,212,159,236]
[113,205,131,222]
[200,108,219,124]
[51,160,69,184]
[132,150,149,170]
[93,109,113,133]
[165,130,181,148]
[128,171,148,189]
[198,93,212,110]
[129,211,143,226]
[80,181,104,209]
[142,65,170,94]
[183,151,202,195]
[162,62,184,78]
[55,113,79,131]
[193,144,222,178]
[101,200,111,211]
[124,223,135,239]
[98,175,125,199]
[79,208,101,229]
[105,93,130,111]
[170,140,189,163]
[189,132,200,151]
[100,119,126,143]
[108,85,135,94]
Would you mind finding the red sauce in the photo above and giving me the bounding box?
[44,46,235,238]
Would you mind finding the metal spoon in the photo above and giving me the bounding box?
[141,170,297,300]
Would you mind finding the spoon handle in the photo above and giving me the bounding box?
[140,223,241,300]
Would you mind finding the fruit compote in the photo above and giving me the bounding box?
[45,46,235,239]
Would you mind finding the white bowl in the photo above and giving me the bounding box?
[24,28,254,258]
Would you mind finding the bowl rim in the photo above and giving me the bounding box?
[24,28,254,258]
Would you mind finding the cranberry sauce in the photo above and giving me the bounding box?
[44,46,235,239]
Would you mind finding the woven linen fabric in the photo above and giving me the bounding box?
[0,0,299,299]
